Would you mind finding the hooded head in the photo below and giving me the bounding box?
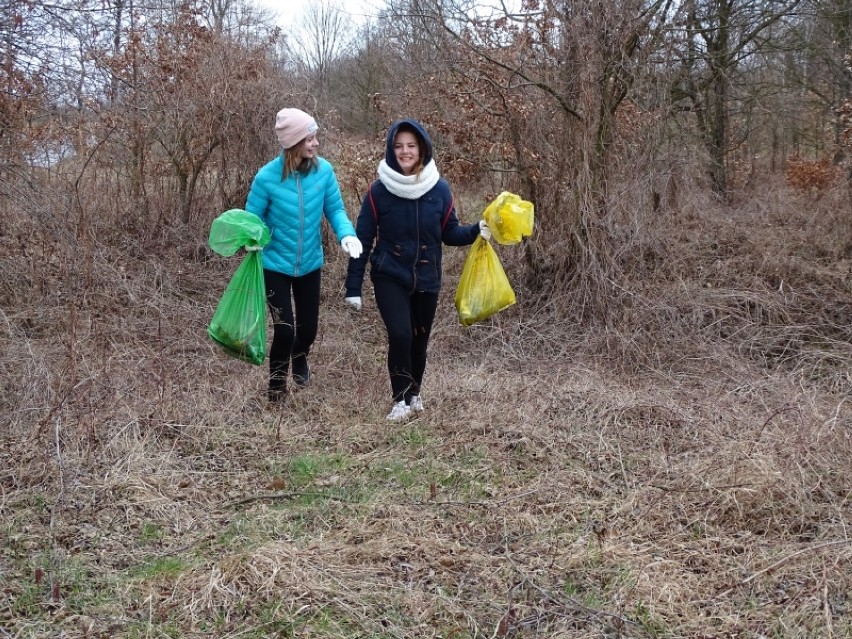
[275,108,318,149]
[384,119,433,175]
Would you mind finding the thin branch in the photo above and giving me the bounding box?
[718,539,852,598]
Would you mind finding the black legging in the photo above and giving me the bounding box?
[264,268,321,391]
[373,277,439,403]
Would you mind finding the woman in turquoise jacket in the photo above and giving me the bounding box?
[246,108,362,402]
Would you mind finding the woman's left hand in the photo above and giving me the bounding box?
[479,220,492,241]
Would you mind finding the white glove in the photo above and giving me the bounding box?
[245,245,262,251]
[341,236,363,259]
[345,296,362,311]
[479,220,492,241]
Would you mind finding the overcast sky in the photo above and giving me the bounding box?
[255,0,383,28]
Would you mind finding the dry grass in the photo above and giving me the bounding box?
[0,172,850,638]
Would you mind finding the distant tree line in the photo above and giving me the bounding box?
[2,0,849,289]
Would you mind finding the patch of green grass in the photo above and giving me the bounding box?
[29,493,48,512]
[244,600,314,637]
[370,452,476,499]
[277,452,353,489]
[578,589,605,609]
[562,578,582,597]
[211,514,258,552]
[130,555,187,581]
[9,555,125,623]
[137,521,164,544]
[437,466,492,498]
[124,621,183,639]
[440,470,496,501]
[559,560,654,634]
[269,506,325,538]
[633,601,671,637]
[63,572,124,615]
[196,614,227,634]
[441,446,501,499]
[370,459,422,490]
[213,505,336,549]
[396,424,429,448]
[288,455,322,485]
[7,579,41,619]
[300,605,398,638]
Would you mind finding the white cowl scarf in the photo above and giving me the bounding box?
[377,158,440,200]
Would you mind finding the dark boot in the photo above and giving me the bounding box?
[291,356,311,388]
[268,375,287,403]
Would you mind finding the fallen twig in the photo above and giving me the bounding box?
[718,539,852,598]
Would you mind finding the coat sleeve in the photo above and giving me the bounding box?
[344,187,378,297]
[322,165,357,242]
[440,186,480,246]
[245,172,270,224]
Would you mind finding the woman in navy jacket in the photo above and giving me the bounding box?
[344,119,490,421]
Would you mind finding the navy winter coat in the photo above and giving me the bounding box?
[345,119,479,296]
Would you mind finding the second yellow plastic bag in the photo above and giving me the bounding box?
[483,192,534,245]
[454,235,516,327]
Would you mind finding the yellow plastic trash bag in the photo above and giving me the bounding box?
[454,236,516,327]
[482,191,534,245]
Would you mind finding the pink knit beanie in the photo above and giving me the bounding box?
[274,108,318,149]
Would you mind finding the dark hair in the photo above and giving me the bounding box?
[394,123,428,178]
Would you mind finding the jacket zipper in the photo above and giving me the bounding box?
[411,199,419,293]
[294,173,304,276]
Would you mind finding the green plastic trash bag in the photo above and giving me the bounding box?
[208,208,271,256]
[482,192,534,245]
[207,210,271,366]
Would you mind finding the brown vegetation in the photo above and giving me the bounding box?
[2,0,852,637]
[1,165,850,637]
[785,155,840,194]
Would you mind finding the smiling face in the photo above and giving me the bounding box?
[297,133,320,160]
[393,130,421,176]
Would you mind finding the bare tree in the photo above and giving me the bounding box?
[671,0,803,196]
[0,0,70,170]
[291,0,354,104]
[328,19,394,137]
[111,3,286,223]
[9,0,286,225]
[378,0,674,301]
[787,1,852,168]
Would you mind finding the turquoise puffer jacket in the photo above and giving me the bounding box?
[245,156,356,277]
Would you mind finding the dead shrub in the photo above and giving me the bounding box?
[784,153,839,193]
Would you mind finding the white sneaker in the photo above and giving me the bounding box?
[409,395,424,412]
[386,400,411,422]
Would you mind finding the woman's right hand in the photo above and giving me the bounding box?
[345,296,362,311]
[341,236,363,259]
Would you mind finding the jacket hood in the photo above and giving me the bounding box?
[384,119,434,173]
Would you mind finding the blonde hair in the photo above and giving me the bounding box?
[282,142,318,179]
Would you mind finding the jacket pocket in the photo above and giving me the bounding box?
[417,245,441,289]
[372,251,387,273]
